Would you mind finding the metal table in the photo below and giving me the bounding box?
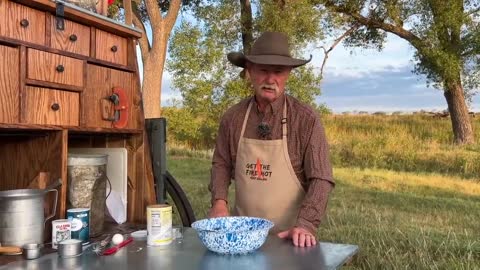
[1,228,358,270]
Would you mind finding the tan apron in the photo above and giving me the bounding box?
[233,98,305,233]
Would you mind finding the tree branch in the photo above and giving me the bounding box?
[319,24,360,77]
[466,7,480,16]
[123,0,133,25]
[322,0,425,50]
[132,10,151,63]
[145,0,163,40]
[163,0,181,33]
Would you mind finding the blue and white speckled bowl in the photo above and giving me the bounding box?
[191,216,274,255]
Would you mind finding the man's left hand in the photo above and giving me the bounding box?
[277,227,317,247]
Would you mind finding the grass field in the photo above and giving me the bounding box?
[166,115,480,269]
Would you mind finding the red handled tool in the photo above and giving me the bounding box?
[103,87,129,128]
[102,237,133,256]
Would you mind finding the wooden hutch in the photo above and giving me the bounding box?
[0,0,156,225]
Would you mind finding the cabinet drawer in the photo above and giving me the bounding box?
[27,49,84,87]
[95,29,127,66]
[50,15,90,57]
[24,86,79,126]
[0,1,45,45]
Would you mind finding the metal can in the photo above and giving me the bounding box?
[67,208,90,245]
[147,204,172,246]
[52,219,72,249]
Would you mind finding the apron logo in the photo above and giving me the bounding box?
[245,158,272,181]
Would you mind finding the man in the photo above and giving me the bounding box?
[208,32,334,247]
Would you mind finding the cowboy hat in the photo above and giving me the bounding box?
[227,32,312,68]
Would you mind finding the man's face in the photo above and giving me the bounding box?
[246,63,292,104]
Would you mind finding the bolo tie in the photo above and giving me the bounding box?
[257,122,271,138]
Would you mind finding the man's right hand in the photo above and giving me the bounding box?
[207,199,230,218]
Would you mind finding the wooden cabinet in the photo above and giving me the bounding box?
[0,0,154,238]
[0,44,19,124]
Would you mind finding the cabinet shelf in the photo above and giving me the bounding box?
[0,123,142,134]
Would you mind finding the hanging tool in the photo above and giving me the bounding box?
[103,87,129,128]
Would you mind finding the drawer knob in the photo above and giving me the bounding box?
[20,19,29,28]
[51,103,60,111]
[56,65,65,73]
[69,34,78,42]
[111,45,118,52]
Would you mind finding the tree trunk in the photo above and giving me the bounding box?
[142,52,165,118]
[240,0,253,54]
[138,0,181,119]
[443,80,474,144]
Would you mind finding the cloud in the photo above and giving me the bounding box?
[319,66,480,112]
[161,76,182,107]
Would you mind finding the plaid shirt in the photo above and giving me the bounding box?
[209,94,334,233]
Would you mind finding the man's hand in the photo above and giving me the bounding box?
[277,227,317,247]
[207,199,230,218]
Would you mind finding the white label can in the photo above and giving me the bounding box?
[147,204,172,246]
[52,219,71,249]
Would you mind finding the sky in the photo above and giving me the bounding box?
[156,20,480,114]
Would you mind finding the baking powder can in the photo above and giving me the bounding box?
[52,219,72,249]
[67,208,90,245]
[147,204,172,246]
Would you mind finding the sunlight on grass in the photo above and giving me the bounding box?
[167,154,480,269]
[334,167,480,196]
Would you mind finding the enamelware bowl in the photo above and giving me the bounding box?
[191,216,273,255]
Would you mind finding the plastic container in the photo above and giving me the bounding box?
[67,154,108,237]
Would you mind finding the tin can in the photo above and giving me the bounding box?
[67,208,90,245]
[147,204,172,246]
[52,219,72,249]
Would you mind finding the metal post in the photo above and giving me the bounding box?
[146,118,167,204]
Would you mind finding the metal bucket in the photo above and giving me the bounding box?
[0,188,58,246]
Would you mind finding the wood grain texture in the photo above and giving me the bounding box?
[15,0,142,38]
[50,15,90,57]
[59,129,68,218]
[0,0,45,45]
[0,130,63,192]
[24,86,79,126]
[27,48,84,87]
[0,45,19,124]
[95,29,127,66]
[25,79,83,92]
[0,1,5,38]
[84,64,138,129]
[110,66,138,130]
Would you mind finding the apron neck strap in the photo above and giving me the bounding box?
[240,96,288,138]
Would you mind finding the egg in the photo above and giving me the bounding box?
[112,233,124,245]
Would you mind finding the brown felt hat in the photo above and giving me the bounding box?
[227,32,312,68]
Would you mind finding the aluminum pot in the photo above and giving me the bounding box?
[0,180,60,247]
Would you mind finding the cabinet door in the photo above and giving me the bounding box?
[0,45,19,124]
[84,64,139,129]
[0,1,45,45]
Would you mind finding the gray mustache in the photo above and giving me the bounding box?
[260,84,278,91]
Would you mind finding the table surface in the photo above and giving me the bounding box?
[1,228,359,270]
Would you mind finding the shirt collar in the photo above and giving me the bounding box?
[253,93,285,115]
